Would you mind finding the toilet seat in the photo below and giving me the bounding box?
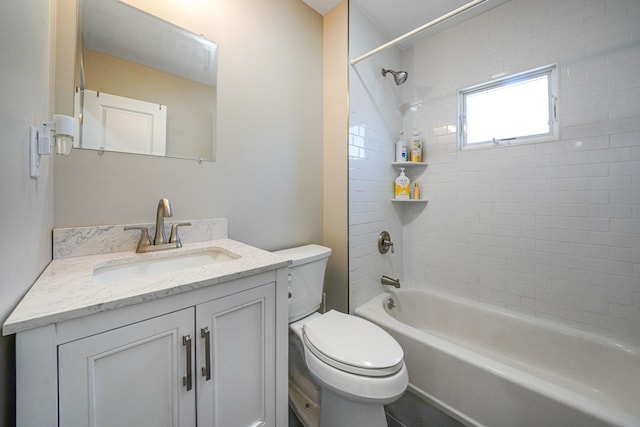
[302,310,404,377]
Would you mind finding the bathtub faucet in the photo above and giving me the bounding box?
[381,275,401,288]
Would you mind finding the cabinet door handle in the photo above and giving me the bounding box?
[183,335,193,391]
[201,327,211,381]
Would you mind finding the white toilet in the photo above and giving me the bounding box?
[275,244,408,427]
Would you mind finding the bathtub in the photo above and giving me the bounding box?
[355,289,640,427]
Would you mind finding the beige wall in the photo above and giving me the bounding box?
[322,2,349,313]
[54,0,325,252]
[1,3,351,424]
[0,2,55,425]
[82,48,215,159]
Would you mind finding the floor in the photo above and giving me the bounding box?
[289,406,305,427]
[385,391,464,427]
[288,390,464,427]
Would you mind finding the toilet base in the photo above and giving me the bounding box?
[320,388,388,427]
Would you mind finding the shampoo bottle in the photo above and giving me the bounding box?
[410,129,423,163]
[394,168,411,200]
[395,132,407,162]
[413,181,420,200]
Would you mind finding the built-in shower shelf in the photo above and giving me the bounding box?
[391,162,428,205]
[392,162,428,167]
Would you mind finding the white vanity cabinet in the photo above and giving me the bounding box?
[59,308,197,427]
[195,284,276,426]
[12,267,288,427]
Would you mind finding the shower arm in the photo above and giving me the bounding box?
[350,0,487,65]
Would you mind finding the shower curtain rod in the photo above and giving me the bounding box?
[350,0,487,65]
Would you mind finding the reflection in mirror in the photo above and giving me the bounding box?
[76,0,217,161]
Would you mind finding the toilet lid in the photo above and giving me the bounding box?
[302,310,404,377]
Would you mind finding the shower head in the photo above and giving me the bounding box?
[381,68,408,85]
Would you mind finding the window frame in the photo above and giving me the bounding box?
[458,64,559,150]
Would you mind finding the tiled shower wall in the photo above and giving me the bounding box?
[348,4,405,310]
[349,0,640,345]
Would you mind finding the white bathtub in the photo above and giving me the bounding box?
[355,289,640,427]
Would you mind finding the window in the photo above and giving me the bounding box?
[458,64,558,149]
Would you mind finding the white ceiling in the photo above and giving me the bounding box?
[303,0,509,49]
[301,0,343,16]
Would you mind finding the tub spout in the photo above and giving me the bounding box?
[381,275,401,288]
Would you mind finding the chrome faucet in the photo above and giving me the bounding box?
[125,198,191,253]
[381,275,401,288]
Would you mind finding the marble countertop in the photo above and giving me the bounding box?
[3,239,289,335]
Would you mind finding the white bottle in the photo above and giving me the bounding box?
[395,133,407,162]
[394,168,410,200]
[410,129,422,163]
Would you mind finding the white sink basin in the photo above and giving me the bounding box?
[92,249,240,284]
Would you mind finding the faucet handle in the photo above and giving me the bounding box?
[169,222,192,247]
[378,231,395,254]
[124,226,151,253]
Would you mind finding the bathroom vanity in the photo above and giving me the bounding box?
[3,222,289,427]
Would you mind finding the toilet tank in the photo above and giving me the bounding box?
[274,244,331,323]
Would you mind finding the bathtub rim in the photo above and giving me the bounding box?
[355,289,640,427]
[372,286,640,356]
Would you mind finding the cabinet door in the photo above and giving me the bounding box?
[196,283,276,427]
[59,308,196,427]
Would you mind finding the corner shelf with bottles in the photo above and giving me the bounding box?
[391,161,428,203]
[392,130,428,204]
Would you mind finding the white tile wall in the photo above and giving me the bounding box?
[350,0,640,345]
[348,4,405,310]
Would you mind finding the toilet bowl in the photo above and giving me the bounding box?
[275,245,408,427]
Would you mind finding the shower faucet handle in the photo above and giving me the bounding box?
[378,231,394,254]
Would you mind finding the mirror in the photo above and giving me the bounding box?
[76,0,217,161]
